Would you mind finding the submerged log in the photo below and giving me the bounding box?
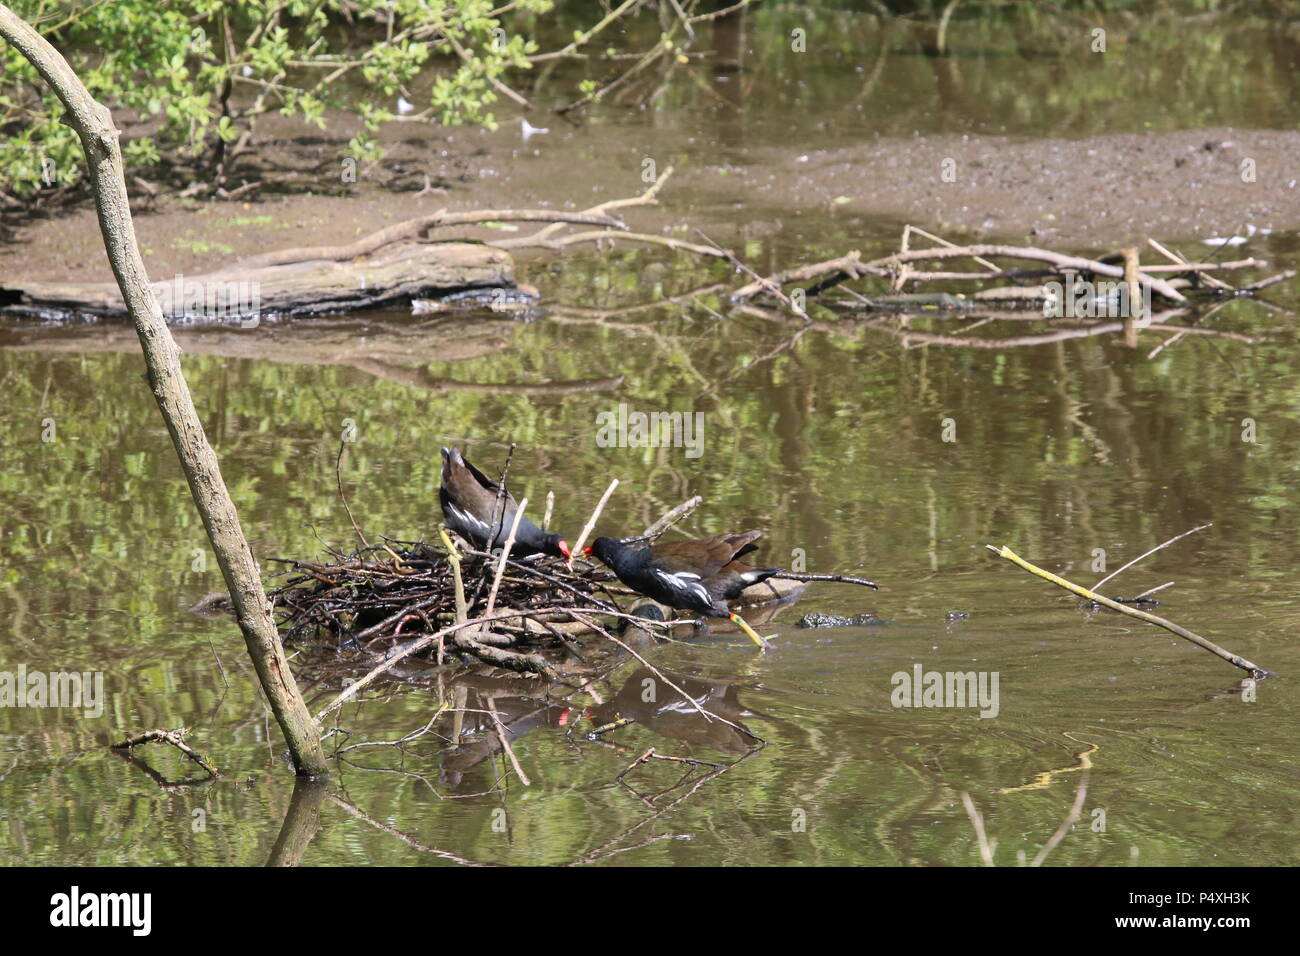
[0,241,514,320]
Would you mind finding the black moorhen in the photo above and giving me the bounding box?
[439,447,570,559]
[586,531,780,646]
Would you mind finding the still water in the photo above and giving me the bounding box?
[2,5,1299,865]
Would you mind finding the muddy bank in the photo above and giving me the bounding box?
[743,127,1300,250]
[2,122,1297,292]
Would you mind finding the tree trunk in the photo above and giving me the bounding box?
[0,4,329,777]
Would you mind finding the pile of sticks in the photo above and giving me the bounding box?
[730,226,1295,315]
[269,534,660,680]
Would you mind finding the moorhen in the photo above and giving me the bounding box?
[586,531,780,647]
[439,447,570,559]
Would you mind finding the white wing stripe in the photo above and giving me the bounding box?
[652,570,712,605]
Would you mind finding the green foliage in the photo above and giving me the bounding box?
[0,0,553,194]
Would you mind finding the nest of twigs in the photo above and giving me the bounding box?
[268,536,658,678]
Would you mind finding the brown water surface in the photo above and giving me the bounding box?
[1,5,1298,866]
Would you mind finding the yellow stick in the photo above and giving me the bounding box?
[986,545,1271,678]
[439,530,467,625]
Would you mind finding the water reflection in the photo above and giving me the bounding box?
[3,3,1300,868]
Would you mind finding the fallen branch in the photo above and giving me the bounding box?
[503,229,726,258]
[238,209,629,269]
[111,728,220,777]
[986,544,1273,679]
[733,244,1192,303]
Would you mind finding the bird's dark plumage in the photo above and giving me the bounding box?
[438,447,569,559]
[588,532,780,626]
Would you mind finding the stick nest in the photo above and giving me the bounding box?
[268,538,630,678]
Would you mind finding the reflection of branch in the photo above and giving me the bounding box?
[863,313,1271,349]
[568,748,762,866]
[266,777,328,867]
[998,732,1098,794]
[420,374,625,395]
[961,770,1090,867]
[329,793,494,866]
[640,495,702,538]
[546,280,729,322]
[960,792,995,866]
[109,749,218,792]
[1030,773,1089,868]
[487,697,531,787]
[346,361,625,394]
[555,32,676,114]
[697,325,807,398]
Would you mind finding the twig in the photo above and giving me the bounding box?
[1241,269,1297,293]
[315,612,542,720]
[111,728,220,777]
[640,495,702,538]
[498,165,677,249]
[488,443,517,555]
[771,571,879,590]
[698,228,794,306]
[687,0,755,24]
[1133,581,1175,600]
[237,210,628,269]
[734,245,1189,303]
[1147,237,1234,292]
[1146,328,1188,360]
[336,439,368,548]
[907,224,1000,272]
[530,0,645,62]
[569,478,620,569]
[728,250,879,301]
[484,499,527,620]
[1092,523,1211,591]
[438,530,467,627]
[502,229,726,257]
[986,545,1273,678]
[616,747,724,783]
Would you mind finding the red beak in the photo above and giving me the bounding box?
[558,540,572,558]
